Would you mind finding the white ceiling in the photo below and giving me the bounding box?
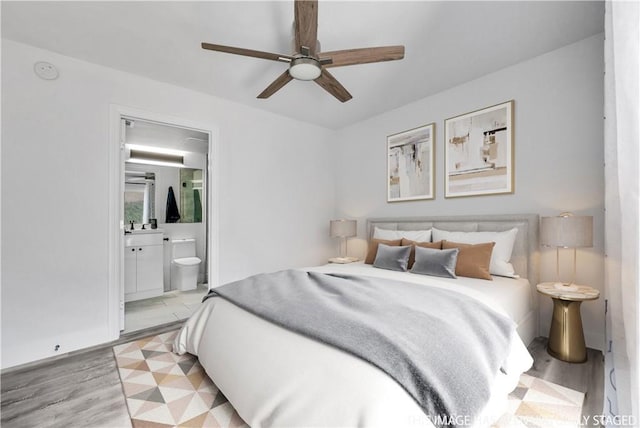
[2,1,604,129]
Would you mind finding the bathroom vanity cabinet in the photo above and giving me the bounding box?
[124,231,164,302]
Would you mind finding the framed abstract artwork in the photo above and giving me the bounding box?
[444,100,514,198]
[387,123,435,202]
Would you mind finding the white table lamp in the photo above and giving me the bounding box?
[540,212,593,288]
[330,219,357,259]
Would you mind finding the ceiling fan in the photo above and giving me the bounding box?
[201,0,405,103]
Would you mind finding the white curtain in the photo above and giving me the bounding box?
[604,1,639,425]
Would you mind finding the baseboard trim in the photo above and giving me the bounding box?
[1,320,184,376]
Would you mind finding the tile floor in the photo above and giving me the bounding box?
[123,284,209,334]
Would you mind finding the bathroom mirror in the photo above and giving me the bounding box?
[179,168,203,223]
[125,165,203,225]
[124,171,156,224]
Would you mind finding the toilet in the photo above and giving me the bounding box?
[170,238,201,291]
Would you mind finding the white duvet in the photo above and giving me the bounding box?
[174,264,534,428]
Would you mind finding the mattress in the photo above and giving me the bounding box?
[174,264,534,428]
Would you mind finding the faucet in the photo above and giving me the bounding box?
[129,220,135,231]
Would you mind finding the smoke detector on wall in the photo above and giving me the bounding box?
[34,61,59,80]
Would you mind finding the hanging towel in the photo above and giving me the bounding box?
[166,186,181,223]
[193,189,202,223]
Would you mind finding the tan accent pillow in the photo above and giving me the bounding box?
[365,238,402,264]
[401,239,443,269]
[442,241,495,280]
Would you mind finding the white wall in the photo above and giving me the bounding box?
[1,39,335,368]
[332,35,605,350]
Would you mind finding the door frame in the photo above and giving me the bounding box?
[107,104,220,338]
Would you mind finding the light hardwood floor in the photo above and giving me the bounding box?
[1,322,182,428]
[1,333,604,428]
[527,337,604,421]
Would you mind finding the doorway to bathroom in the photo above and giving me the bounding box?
[108,106,219,337]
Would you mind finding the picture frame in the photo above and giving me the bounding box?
[387,123,435,202]
[444,100,514,198]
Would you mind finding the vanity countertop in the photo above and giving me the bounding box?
[125,229,164,247]
[125,228,164,235]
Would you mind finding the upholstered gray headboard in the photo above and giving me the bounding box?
[366,214,539,286]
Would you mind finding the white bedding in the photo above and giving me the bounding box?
[310,263,534,327]
[174,264,534,428]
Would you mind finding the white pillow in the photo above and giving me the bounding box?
[373,227,431,242]
[431,227,519,277]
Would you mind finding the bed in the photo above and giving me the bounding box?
[174,214,539,427]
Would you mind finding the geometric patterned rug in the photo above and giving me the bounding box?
[113,330,247,428]
[114,331,584,428]
[493,374,585,428]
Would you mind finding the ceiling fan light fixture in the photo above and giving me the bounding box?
[289,57,321,81]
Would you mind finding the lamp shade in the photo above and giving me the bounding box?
[330,219,357,238]
[540,214,593,248]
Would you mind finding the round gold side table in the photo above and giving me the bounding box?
[536,282,600,363]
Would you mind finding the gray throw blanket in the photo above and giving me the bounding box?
[204,270,516,428]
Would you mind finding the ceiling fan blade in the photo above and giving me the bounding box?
[314,69,352,103]
[257,70,294,99]
[320,45,405,68]
[294,0,318,55]
[201,43,293,63]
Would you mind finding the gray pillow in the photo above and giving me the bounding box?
[373,243,411,272]
[411,246,459,279]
